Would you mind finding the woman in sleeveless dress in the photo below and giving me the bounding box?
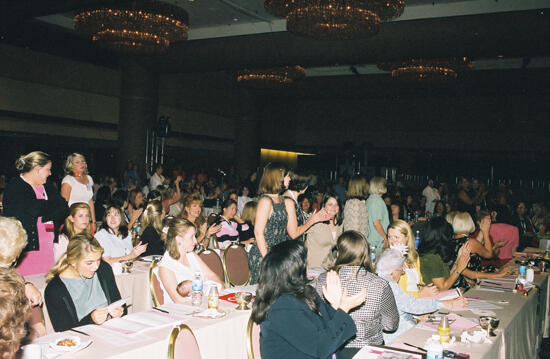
[248,163,289,284]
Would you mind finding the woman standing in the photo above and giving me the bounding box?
[316,231,398,358]
[366,177,389,254]
[252,240,365,359]
[248,163,289,284]
[3,151,68,275]
[60,153,96,229]
[94,205,148,264]
[305,193,342,268]
[342,175,369,238]
[284,171,330,242]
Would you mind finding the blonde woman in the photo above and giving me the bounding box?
[249,162,289,284]
[384,220,439,298]
[343,175,369,238]
[139,200,166,256]
[60,153,96,228]
[0,267,31,359]
[3,151,68,275]
[366,177,389,254]
[451,212,512,288]
[53,202,93,262]
[157,218,223,303]
[44,235,125,332]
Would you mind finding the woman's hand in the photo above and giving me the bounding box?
[418,284,439,298]
[443,296,468,309]
[479,215,491,233]
[24,283,43,307]
[455,242,471,273]
[311,208,332,224]
[207,223,222,236]
[340,288,367,313]
[322,271,343,310]
[131,241,148,258]
[108,306,124,319]
[494,267,514,277]
[129,207,143,222]
[91,307,110,325]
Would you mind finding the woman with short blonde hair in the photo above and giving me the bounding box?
[0,217,27,267]
[343,175,369,238]
[60,153,96,229]
[157,218,223,303]
[366,177,389,254]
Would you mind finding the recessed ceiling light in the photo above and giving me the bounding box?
[233,18,239,21]
[497,54,504,58]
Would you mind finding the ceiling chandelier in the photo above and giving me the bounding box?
[377,57,473,82]
[74,1,189,55]
[236,66,306,88]
[264,0,405,40]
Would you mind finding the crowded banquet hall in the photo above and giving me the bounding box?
[0,0,549,358]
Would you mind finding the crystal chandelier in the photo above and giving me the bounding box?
[377,57,472,82]
[74,1,189,55]
[265,0,405,40]
[236,66,306,88]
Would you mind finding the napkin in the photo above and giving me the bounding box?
[195,308,225,318]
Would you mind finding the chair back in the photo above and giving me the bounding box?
[149,259,164,306]
[167,324,201,359]
[246,316,261,359]
[198,249,225,283]
[223,244,250,286]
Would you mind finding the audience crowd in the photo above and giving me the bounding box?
[1,150,549,358]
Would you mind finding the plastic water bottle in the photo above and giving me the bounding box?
[191,272,203,306]
[370,245,376,264]
[425,335,443,359]
[415,230,421,248]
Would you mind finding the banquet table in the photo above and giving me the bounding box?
[25,261,153,334]
[388,272,548,359]
[30,299,250,359]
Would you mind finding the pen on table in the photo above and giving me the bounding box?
[456,288,462,297]
[483,281,502,286]
[70,329,90,336]
[153,307,169,314]
[403,342,427,352]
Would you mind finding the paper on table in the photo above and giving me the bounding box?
[454,300,502,312]
[100,317,152,334]
[435,289,460,301]
[107,297,131,311]
[78,325,153,347]
[158,302,201,319]
[123,310,181,327]
[417,313,478,332]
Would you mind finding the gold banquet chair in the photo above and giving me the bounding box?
[149,259,164,306]
[223,243,250,286]
[167,324,202,359]
[198,249,225,284]
[246,316,262,359]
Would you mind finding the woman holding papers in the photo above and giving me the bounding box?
[44,235,126,332]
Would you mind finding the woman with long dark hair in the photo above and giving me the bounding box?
[418,217,470,290]
[316,231,398,358]
[252,240,365,359]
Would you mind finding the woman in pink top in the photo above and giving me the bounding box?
[2,151,68,275]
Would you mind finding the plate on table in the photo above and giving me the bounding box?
[48,335,91,353]
[193,308,227,319]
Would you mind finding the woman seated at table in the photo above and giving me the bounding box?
[0,267,31,359]
[215,199,242,248]
[179,194,221,250]
[305,193,342,268]
[44,235,126,332]
[451,212,512,288]
[157,218,223,303]
[238,201,257,246]
[418,217,471,290]
[139,200,166,257]
[316,231,398,358]
[94,205,148,264]
[384,220,439,298]
[376,249,468,344]
[53,202,93,262]
[252,240,366,359]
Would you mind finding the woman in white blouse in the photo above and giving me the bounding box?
[157,218,224,303]
[94,205,147,264]
[60,153,96,228]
